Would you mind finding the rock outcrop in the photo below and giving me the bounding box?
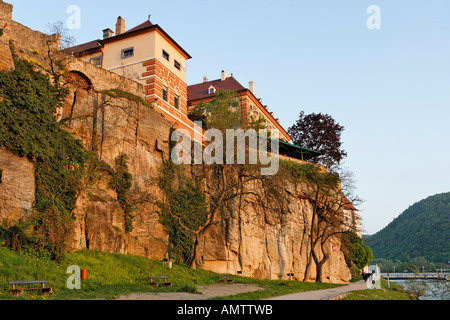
[0,148,35,223]
[61,79,172,260]
[0,0,14,70]
[194,176,351,283]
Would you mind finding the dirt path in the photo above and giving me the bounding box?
[116,283,262,300]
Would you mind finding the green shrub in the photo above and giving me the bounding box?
[108,153,135,233]
[156,157,208,265]
[100,89,152,108]
[342,232,373,273]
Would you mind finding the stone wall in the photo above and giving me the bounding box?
[8,17,145,99]
[9,20,60,68]
[65,57,145,98]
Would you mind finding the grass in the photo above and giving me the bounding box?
[0,247,341,300]
[0,247,416,300]
[342,278,416,300]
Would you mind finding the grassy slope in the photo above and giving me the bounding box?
[0,248,415,300]
[343,278,415,300]
[0,248,340,300]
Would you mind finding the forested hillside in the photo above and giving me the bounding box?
[365,192,450,263]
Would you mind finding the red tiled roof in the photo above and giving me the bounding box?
[187,77,246,101]
[62,20,191,59]
[124,20,153,34]
[62,40,102,55]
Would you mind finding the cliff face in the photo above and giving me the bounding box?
[0,148,35,222]
[194,176,351,283]
[61,81,350,282]
[0,1,14,70]
[61,77,172,259]
[0,2,351,283]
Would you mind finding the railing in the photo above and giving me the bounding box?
[381,273,448,281]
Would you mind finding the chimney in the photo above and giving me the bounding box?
[203,76,209,83]
[116,16,126,36]
[221,70,228,81]
[103,28,114,39]
[248,81,255,95]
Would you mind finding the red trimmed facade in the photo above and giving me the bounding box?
[64,18,289,143]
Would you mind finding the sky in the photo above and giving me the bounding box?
[7,0,450,235]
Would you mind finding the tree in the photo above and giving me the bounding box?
[160,90,275,269]
[288,111,347,168]
[190,89,242,131]
[45,21,76,50]
[342,232,373,277]
[155,157,209,265]
[278,162,362,282]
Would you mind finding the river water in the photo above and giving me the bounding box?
[383,273,449,300]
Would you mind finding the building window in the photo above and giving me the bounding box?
[121,47,134,59]
[174,60,181,70]
[162,85,168,102]
[162,50,170,61]
[174,93,180,109]
[90,56,102,67]
[208,86,216,95]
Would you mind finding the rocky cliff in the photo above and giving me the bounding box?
[189,171,351,283]
[0,1,351,283]
[62,80,172,260]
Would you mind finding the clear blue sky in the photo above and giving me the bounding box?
[8,0,450,234]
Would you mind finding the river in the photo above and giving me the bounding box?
[382,273,449,300]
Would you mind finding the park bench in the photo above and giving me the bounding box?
[149,276,172,287]
[8,280,55,297]
[218,275,234,283]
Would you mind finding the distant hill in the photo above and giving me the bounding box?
[364,192,450,263]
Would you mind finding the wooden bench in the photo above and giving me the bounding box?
[9,280,56,297]
[149,276,172,287]
[218,275,234,283]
